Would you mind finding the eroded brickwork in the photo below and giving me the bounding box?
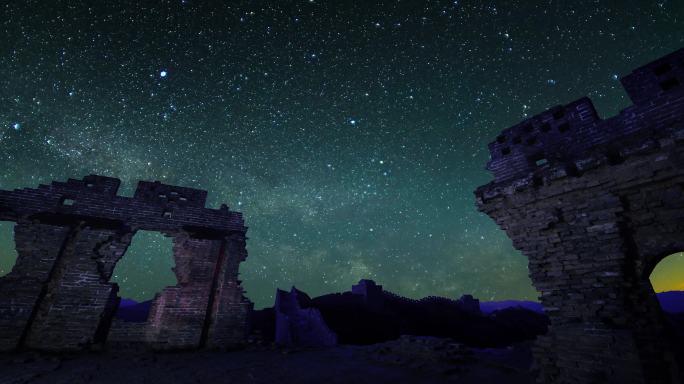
[146,235,220,349]
[476,48,684,383]
[24,226,132,350]
[0,175,251,351]
[0,222,71,351]
[204,232,252,348]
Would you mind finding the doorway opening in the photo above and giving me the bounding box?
[110,230,176,322]
[0,221,17,277]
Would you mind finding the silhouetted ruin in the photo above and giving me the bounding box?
[476,48,684,383]
[274,287,337,347]
[259,280,548,347]
[0,175,252,351]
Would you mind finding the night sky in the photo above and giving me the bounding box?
[1,1,683,308]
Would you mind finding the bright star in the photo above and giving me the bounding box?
[160,70,168,78]
[12,123,20,130]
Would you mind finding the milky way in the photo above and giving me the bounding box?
[1,1,683,308]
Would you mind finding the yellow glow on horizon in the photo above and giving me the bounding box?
[650,252,684,292]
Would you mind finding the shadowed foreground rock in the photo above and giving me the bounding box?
[0,339,535,384]
[274,287,337,347]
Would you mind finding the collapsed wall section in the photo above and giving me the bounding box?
[146,235,221,349]
[0,222,71,351]
[23,226,132,350]
[0,175,251,351]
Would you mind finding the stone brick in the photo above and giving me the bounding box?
[0,176,251,352]
[475,48,684,383]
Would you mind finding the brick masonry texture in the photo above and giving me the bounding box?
[475,48,684,383]
[0,176,252,351]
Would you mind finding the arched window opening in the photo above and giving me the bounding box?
[0,221,17,277]
[649,252,684,346]
[110,231,176,322]
[650,252,684,310]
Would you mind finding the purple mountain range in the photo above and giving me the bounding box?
[479,300,544,314]
[657,291,684,313]
[480,291,684,314]
[116,291,684,323]
[116,299,153,322]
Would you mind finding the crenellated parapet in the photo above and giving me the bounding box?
[484,48,684,187]
[0,175,244,234]
[133,180,209,208]
[475,48,684,383]
[621,50,684,105]
[0,175,252,352]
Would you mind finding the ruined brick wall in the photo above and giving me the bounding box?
[475,48,684,383]
[0,175,251,352]
[0,222,71,351]
[107,319,147,346]
[144,233,253,350]
[203,232,252,349]
[24,226,132,350]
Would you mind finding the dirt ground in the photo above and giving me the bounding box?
[0,337,534,384]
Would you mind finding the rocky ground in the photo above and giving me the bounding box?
[0,337,533,384]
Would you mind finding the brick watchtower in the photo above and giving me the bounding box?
[476,49,684,383]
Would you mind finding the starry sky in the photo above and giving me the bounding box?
[0,0,683,308]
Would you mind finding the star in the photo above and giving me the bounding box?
[0,0,681,309]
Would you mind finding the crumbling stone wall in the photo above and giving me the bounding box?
[0,175,252,351]
[0,222,71,351]
[475,48,684,383]
[24,226,132,350]
[204,232,251,348]
[144,235,218,349]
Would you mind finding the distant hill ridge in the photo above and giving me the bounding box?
[657,291,684,313]
[477,291,684,314]
[117,289,684,322]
